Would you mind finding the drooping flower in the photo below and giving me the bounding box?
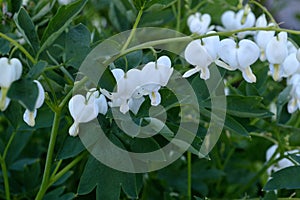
[68,94,99,136]
[281,49,300,78]
[266,144,299,176]
[254,14,275,61]
[286,74,300,113]
[217,38,260,83]
[187,12,213,35]
[183,32,221,80]
[86,88,108,115]
[218,6,256,38]
[23,80,45,127]
[0,57,22,111]
[265,32,289,81]
[102,56,173,114]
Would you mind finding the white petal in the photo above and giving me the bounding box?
[23,109,37,127]
[236,9,255,29]
[184,40,213,67]
[117,68,142,98]
[266,32,288,64]
[282,53,300,77]
[0,88,10,111]
[96,94,108,115]
[33,80,45,109]
[269,64,283,81]
[10,58,23,81]
[221,10,237,30]
[128,97,145,115]
[214,60,235,71]
[287,41,297,54]
[111,68,125,82]
[297,49,300,62]
[255,14,267,27]
[237,39,259,68]
[69,122,79,136]
[182,67,201,78]
[240,66,257,83]
[255,31,275,49]
[288,98,298,113]
[218,38,239,68]
[202,31,220,60]
[199,66,210,80]
[157,56,171,68]
[149,91,161,106]
[120,101,130,114]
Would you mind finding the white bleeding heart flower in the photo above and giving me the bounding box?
[68,94,99,136]
[266,144,299,176]
[183,32,221,80]
[282,51,300,78]
[265,32,288,81]
[254,14,275,61]
[102,56,173,114]
[87,88,108,115]
[187,12,213,35]
[0,57,22,111]
[218,7,256,38]
[23,80,45,127]
[287,74,300,113]
[287,41,298,54]
[217,38,260,83]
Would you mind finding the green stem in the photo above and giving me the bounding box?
[249,0,277,26]
[35,111,61,200]
[0,32,36,64]
[58,76,89,109]
[0,130,17,200]
[0,156,10,200]
[49,151,87,185]
[187,151,192,200]
[120,8,144,53]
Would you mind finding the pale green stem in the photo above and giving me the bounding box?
[49,152,87,186]
[0,156,10,200]
[0,32,36,64]
[35,111,61,200]
[120,8,144,53]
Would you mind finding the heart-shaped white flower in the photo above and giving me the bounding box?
[68,94,99,136]
[183,32,220,80]
[218,38,259,83]
[187,13,212,35]
[0,57,23,111]
[23,80,45,127]
[265,32,288,81]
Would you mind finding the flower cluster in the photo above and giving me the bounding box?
[68,56,173,136]
[185,5,300,113]
[0,57,45,126]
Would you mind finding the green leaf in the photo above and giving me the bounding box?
[14,8,40,54]
[276,85,292,123]
[7,78,38,112]
[264,166,300,191]
[205,95,273,118]
[3,101,22,128]
[10,158,39,171]
[57,136,85,160]
[26,61,48,79]
[0,38,10,55]
[65,24,91,69]
[78,155,140,200]
[44,187,75,200]
[39,0,88,56]
[224,115,249,137]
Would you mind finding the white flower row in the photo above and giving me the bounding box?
[186,6,300,113]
